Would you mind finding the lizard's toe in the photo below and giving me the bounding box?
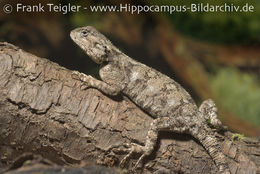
[119,143,144,168]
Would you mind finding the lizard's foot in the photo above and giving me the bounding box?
[71,71,81,80]
[71,71,92,89]
[199,99,223,129]
[71,71,91,83]
[119,143,146,170]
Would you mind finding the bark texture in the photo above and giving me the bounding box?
[0,42,259,174]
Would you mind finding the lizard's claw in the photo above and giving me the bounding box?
[119,143,145,169]
[133,153,146,169]
[71,71,91,89]
[119,143,134,168]
[71,71,81,80]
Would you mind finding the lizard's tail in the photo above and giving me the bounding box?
[192,126,230,174]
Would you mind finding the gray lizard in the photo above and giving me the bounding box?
[70,26,230,174]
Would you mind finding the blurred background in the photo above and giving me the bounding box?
[0,0,260,137]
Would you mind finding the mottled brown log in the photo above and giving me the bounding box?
[0,42,259,174]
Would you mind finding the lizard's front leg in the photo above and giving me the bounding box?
[71,71,121,96]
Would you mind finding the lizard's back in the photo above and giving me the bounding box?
[121,57,198,119]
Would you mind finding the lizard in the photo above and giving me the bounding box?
[70,26,230,174]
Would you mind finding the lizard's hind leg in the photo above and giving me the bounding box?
[120,116,188,170]
[199,99,223,128]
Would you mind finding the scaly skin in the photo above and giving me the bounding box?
[70,26,230,174]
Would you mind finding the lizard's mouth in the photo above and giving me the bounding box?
[70,30,81,48]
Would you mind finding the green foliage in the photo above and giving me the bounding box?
[150,0,260,44]
[232,133,245,141]
[67,0,107,28]
[210,68,260,127]
[70,10,104,28]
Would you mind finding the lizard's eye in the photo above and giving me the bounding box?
[82,31,87,35]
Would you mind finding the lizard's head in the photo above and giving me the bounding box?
[70,26,115,64]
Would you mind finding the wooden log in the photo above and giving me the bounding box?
[0,42,259,174]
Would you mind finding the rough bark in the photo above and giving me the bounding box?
[0,42,259,174]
